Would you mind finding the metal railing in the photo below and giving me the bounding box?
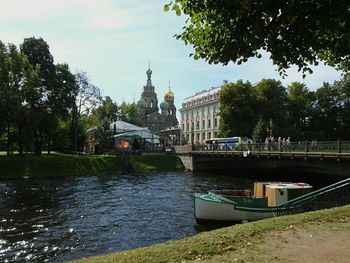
[234,178,350,216]
[192,140,350,154]
[274,177,350,216]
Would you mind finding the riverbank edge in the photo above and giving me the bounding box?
[71,205,350,263]
[0,153,184,178]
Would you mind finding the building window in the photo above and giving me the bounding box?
[186,122,189,131]
[202,133,206,141]
[182,123,185,131]
[196,121,199,130]
[207,132,211,139]
[208,119,211,128]
[196,133,200,141]
[214,118,218,128]
[191,122,194,131]
[202,120,205,129]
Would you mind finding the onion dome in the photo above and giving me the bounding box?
[146,68,152,76]
[137,98,146,108]
[160,100,169,110]
[165,88,174,98]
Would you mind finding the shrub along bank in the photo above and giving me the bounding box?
[0,153,184,178]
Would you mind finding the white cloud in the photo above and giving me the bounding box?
[0,0,133,30]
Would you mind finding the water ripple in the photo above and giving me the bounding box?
[0,172,252,262]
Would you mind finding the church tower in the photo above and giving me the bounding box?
[159,81,178,128]
[165,81,177,116]
[138,64,158,116]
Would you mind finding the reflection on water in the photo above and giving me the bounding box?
[0,172,252,262]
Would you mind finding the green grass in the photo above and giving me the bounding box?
[71,205,350,263]
[133,154,184,172]
[0,153,184,178]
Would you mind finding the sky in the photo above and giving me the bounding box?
[0,0,343,112]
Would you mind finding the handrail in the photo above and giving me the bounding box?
[191,140,350,154]
[277,177,350,207]
[234,177,350,212]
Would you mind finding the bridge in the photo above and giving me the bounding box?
[175,140,350,178]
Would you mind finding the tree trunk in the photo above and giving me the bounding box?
[6,121,10,156]
[39,132,43,155]
[33,129,42,156]
[18,126,23,157]
[74,122,78,152]
[71,117,79,153]
[47,134,51,155]
[70,112,78,153]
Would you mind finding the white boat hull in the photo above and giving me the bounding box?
[194,196,274,223]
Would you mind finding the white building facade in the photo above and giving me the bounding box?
[180,82,227,144]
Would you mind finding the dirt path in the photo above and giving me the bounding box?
[260,222,350,263]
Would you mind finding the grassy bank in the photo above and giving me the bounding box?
[72,205,350,263]
[0,153,184,178]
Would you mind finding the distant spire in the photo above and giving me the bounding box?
[146,60,152,80]
[168,80,171,90]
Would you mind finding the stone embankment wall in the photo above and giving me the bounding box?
[174,145,194,171]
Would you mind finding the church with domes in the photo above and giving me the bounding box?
[137,65,178,133]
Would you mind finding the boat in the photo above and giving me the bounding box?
[194,182,313,223]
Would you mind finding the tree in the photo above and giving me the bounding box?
[71,71,101,152]
[255,79,288,136]
[312,82,340,140]
[331,77,350,139]
[252,117,265,143]
[92,96,119,125]
[21,61,42,154]
[0,42,28,156]
[119,102,141,126]
[0,41,11,155]
[219,80,257,137]
[286,82,315,139]
[45,63,77,154]
[91,96,119,151]
[20,37,56,156]
[165,1,350,75]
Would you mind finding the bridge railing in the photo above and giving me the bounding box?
[192,140,350,154]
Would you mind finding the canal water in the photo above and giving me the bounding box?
[0,172,253,262]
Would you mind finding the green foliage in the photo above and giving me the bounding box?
[165,1,350,75]
[219,79,288,138]
[119,101,142,126]
[255,79,288,135]
[287,82,315,138]
[333,78,350,138]
[92,96,119,124]
[252,117,265,142]
[219,80,257,137]
[219,77,350,141]
[70,71,102,152]
[0,37,101,155]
